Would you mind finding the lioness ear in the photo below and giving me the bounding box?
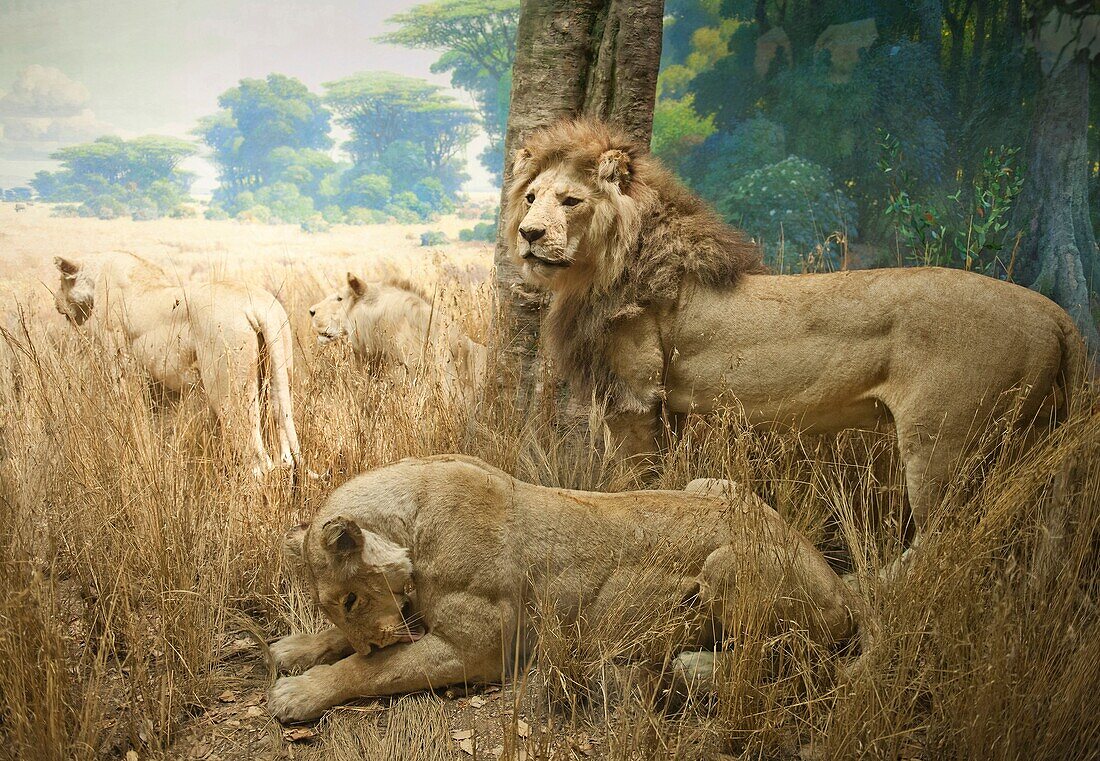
[346,273,367,297]
[320,516,363,559]
[511,147,533,177]
[597,149,632,187]
[55,256,81,280]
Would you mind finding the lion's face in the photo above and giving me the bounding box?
[283,518,423,653]
[308,273,374,345]
[53,256,95,325]
[512,163,599,287]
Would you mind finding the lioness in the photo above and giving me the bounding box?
[53,253,302,475]
[267,455,871,723]
[506,119,1085,552]
[308,273,485,396]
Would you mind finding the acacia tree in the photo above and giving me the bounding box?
[380,1,520,179]
[492,0,666,402]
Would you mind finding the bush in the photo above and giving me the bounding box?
[420,230,448,246]
[459,220,498,242]
[237,205,273,224]
[253,182,314,224]
[320,205,346,224]
[683,116,787,199]
[204,205,230,221]
[716,156,858,266]
[301,215,331,234]
[344,207,388,225]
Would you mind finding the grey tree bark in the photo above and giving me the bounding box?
[1012,49,1100,353]
[489,0,666,408]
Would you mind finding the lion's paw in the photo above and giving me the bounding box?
[271,633,337,674]
[268,672,334,724]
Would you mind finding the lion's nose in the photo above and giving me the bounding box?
[309,309,316,317]
[520,225,545,243]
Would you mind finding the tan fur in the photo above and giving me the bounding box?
[267,455,870,722]
[308,273,485,397]
[53,252,302,475]
[509,119,1085,547]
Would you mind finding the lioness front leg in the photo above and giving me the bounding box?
[270,627,354,674]
[269,633,500,723]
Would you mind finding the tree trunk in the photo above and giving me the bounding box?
[490,0,666,408]
[1012,51,1100,353]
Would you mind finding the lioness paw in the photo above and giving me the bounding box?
[271,633,346,673]
[268,673,333,724]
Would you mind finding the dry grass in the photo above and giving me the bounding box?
[1,207,1099,760]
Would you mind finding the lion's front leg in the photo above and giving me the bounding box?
[271,627,354,674]
[269,633,500,723]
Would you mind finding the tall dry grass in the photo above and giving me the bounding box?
[0,261,1098,760]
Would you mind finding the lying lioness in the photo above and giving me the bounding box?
[268,455,871,723]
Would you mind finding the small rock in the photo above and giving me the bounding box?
[218,690,237,703]
[469,695,487,709]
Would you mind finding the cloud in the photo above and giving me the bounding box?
[0,65,91,118]
[0,66,111,166]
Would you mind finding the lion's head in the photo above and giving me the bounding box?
[505,120,652,293]
[308,273,430,348]
[53,256,96,325]
[283,517,423,653]
[308,273,368,345]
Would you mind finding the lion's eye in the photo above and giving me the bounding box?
[335,296,342,302]
[562,196,583,207]
[525,192,535,204]
[343,593,357,612]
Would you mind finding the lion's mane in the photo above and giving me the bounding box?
[505,119,766,406]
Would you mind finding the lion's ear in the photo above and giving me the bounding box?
[511,147,533,177]
[346,273,367,298]
[597,149,632,187]
[320,516,364,560]
[55,256,81,280]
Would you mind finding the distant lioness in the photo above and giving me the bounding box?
[506,119,1085,552]
[308,273,485,396]
[267,455,871,723]
[53,253,302,475]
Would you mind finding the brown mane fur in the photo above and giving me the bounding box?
[505,119,766,406]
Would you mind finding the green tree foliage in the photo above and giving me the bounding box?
[379,0,520,180]
[31,135,195,219]
[323,71,475,209]
[651,0,1077,269]
[195,74,331,198]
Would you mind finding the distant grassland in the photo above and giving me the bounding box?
[1,205,1098,760]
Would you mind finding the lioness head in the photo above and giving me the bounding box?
[308,273,374,345]
[53,256,95,325]
[283,517,423,652]
[506,119,648,292]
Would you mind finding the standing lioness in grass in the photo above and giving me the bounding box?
[53,253,302,476]
[309,272,485,396]
[267,455,871,723]
[507,119,1085,554]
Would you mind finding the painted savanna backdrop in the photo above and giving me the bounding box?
[1,0,1099,759]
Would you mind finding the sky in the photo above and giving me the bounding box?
[0,0,494,193]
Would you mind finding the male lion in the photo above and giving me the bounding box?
[267,455,872,723]
[506,119,1085,554]
[308,273,485,396]
[53,253,302,476]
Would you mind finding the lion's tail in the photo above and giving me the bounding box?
[256,302,302,471]
[1052,307,1090,423]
